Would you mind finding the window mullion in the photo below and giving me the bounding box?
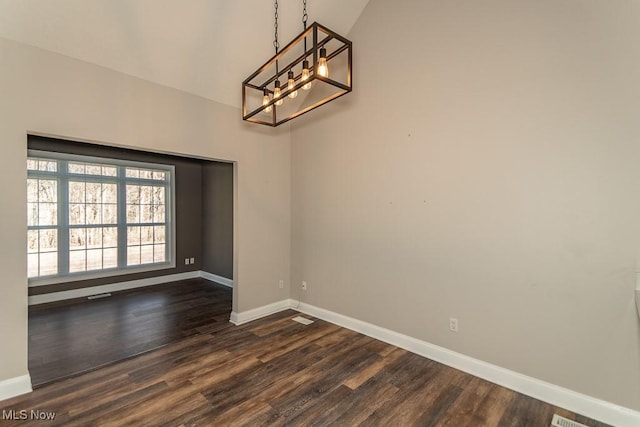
[58,161,70,275]
[165,181,171,262]
[117,166,127,268]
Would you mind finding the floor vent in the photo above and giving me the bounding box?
[292,316,314,325]
[551,414,588,427]
[87,293,112,300]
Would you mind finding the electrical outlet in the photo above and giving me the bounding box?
[301,281,307,291]
[279,279,284,289]
[449,317,459,333]
[190,257,195,264]
[184,258,189,265]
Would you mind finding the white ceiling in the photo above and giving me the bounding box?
[0,0,370,108]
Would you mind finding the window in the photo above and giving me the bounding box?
[27,151,175,284]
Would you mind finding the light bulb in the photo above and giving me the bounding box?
[317,47,329,78]
[301,60,312,90]
[262,89,272,113]
[287,70,298,99]
[274,80,283,106]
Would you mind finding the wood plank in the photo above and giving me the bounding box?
[0,304,610,427]
[497,393,555,427]
[434,376,494,426]
[343,347,406,389]
[469,384,517,426]
[361,360,467,426]
[28,278,232,386]
[311,374,400,426]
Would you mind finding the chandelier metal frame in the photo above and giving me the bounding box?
[242,1,352,127]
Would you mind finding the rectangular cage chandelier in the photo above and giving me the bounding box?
[242,16,352,127]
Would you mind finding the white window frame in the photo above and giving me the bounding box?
[27,149,176,287]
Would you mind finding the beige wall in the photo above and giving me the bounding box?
[291,0,640,410]
[0,38,291,383]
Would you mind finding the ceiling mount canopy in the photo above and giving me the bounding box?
[242,0,353,127]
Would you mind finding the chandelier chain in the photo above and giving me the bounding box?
[302,0,308,53]
[302,0,308,30]
[273,0,280,53]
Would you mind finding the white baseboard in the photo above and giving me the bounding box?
[294,301,640,427]
[199,271,233,288]
[0,375,32,402]
[28,271,201,305]
[229,299,294,325]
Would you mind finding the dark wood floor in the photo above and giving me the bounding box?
[29,278,233,386]
[5,308,608,426]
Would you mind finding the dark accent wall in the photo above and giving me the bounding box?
[28,135,205,296]
[201,162,234,279]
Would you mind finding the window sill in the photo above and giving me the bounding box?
[28,262,177,287]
